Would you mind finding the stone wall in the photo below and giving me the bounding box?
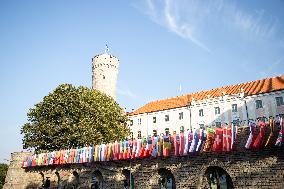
[4,126,284,189]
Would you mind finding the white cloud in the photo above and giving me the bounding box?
[137,0,279,49]
[233,9,277,39]
[117,88,138,99]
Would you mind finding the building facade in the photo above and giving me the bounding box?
[128,75,284,137]
[92,51,119,100]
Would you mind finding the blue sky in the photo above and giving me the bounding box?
[0,0,284,162]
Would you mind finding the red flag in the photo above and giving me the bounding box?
[213,128,223,152]
[222,127,232,152]
[252,121,266,149]
[179,132,185,156]
[265,119,275,147]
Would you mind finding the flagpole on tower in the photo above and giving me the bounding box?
[105,41,109,54]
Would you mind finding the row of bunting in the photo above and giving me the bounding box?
[22,118,284,168]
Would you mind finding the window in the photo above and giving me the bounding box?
[215,107,220,115]
[199,109,204,117]
[199,124,205,129]
[232,104,238,112]
[138,131,141,138]
[130,120,133,126]
[179,112,183,120]
[215,122,221,128]
[153,116,157,123]
[232,119,240,126]
[180,126,184,132]
[138,118,141,125]
[102,75,105,79]
[276,97,284,106]
[255,100,263,109]
[165,115,169,122]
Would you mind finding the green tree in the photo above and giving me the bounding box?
[21,84,129,152]
[0,163,8,189]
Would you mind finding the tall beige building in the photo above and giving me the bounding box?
[92,50,119,100]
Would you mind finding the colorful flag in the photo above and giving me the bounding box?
[245,122,257,149]
[158,135,163,157]
[265,119,275,147]
[231,124,238,150]
[132,139,137,159]
[276,117,284,146]
[136,138,142,158]
[179,131,185,156]
[151,136,158,157]
[173,133,179,156]
[163,135,171,157]
[189,129,199,153]
[196,128,207,152]
[203,128,215,152]
[212,128,223,152]
[183,130,189,155]
[222,127,232,152]
[252,121,266,149]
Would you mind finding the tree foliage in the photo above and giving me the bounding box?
[0,163,8,189]
[21,84,129,152]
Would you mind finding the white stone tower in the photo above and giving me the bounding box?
[92,46,119,100]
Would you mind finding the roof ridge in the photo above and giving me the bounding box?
[129,74,284,115]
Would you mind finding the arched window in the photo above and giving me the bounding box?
[158,168,176,189]
[91,170,103,189]
[122,169,134,189]
[205,166,233,189]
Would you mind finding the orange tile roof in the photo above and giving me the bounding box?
[130,75,284,116]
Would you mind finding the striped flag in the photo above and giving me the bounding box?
[189,129,199,153]
[245,122,257,149]
[265,119,275,147]
[231,124,238,150]
[252,121,266,149]
[196,128,206,152]
[276,117,284,146]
